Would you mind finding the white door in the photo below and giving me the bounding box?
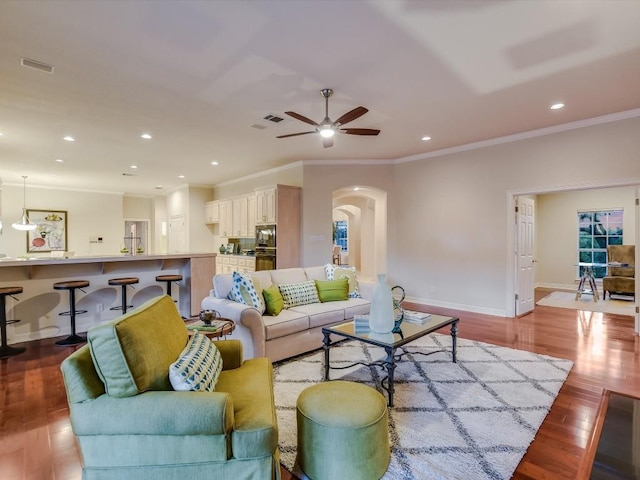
[516,197,535,316]
[169,215,186,253]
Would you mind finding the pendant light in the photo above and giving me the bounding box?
[12,176,37,231]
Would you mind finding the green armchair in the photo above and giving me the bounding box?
[61,295,280,480]
[603,245,635,300]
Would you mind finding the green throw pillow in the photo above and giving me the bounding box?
[315,278,349,302]
[263,285,284,316]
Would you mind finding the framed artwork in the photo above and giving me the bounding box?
[26,210,68,252]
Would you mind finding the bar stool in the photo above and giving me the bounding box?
[54,280,90,347]
[0,287,26,358]
[109,277,139,314]
[155,274,183,300]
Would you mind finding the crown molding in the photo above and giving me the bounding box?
[214,161,304,187]
[396,108,640,165]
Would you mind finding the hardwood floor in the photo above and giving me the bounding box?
[1,288,637,480]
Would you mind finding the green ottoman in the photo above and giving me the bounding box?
[296,380,390,480]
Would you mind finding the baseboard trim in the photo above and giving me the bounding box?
[405,295,506,317]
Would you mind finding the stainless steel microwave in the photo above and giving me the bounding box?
[255,224,276,248]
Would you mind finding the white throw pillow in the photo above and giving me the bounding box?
[278,280,320,309]
[169,332,223,392]
[229,271,265,313]
[324,264,361,298]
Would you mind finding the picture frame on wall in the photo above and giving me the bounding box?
[26,209,68,253]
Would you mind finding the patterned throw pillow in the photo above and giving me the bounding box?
[229,271,265,313]
[169,332,223,392]
[278,280,320,309]
[324,264,361,298]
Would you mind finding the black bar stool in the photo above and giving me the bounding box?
[109,277,139,314]
[0,287,26,358]
[54,280,90,347]
[155,274,183,300]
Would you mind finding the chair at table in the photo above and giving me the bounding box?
[603,245,635,300]
[332,245,341,265]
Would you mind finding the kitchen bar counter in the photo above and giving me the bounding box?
[0,253,216,344]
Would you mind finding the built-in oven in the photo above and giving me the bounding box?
[255,248,276,271]
[255,224,276,248]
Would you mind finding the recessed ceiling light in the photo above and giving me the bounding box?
[55,158,64,163]
[0,132,4,136]
[354,187,360,191]
[421,136,432,141]
[141,133,152,139]
[211,161,219,166]
[178,175,185,179]
[130,165,138,169]
[63,136,75,142]
[155,185,163,189]
[550,103,565,110]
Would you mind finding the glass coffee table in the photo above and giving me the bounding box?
[322,314,459,407]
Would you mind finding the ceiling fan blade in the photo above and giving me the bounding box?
[285,111,319,127]
[276,131,317,138]
[334,106,368,126]
[322,137,334,148]
[340,128,380,136]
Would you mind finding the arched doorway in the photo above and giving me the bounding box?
[332,186,387,280]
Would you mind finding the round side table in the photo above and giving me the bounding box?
[185,318,235,340]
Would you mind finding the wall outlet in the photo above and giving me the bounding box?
[96,303,103,312]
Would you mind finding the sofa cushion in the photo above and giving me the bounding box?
[278,280,320,309]
[315,278,349,302]
[87,296,188,398]
[230,271,265,313]
[262,284,284,316]
[270,267,308,285]
[263,309,310,340]
[304,266,328,281]
[334,297,371,319]
[169,332,223,392]
[213,273,234,299]
[325,264,361,298]
[289,302,346,329]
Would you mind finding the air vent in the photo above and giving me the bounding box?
[251,124,267,130]
[263,114,284,123]
[21,57,54,74]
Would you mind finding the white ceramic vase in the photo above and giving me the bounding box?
[369,274,394,333]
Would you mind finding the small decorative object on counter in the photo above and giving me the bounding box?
[199,309,220,326]
[219,244,226,254]
[369,274,394,333]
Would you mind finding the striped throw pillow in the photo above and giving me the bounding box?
[278,280,320,309]
[169,332,223,392]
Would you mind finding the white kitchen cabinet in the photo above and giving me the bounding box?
[215,254,255,276]
[205,200,219,224]
[218,199,233,237]
[247,194,257,237]
[232,196,249,237]
[256,188,276,224]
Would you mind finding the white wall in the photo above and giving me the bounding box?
[189,186,215,253]
[536,186,636,288]
[214,163,302,199]
[390,116,640,315]
[0,185,123,257]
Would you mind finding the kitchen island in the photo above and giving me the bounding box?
[0,253,216,345]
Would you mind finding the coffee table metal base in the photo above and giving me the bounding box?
[322,320,458,407]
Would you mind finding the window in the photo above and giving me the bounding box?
[333,220,348,251]
[578,209,623,278]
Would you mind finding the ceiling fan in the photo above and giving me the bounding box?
[277,89,380,148]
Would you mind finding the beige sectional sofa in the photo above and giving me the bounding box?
[201,266,372,362]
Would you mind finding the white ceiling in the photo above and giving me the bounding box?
[1,0,639,196]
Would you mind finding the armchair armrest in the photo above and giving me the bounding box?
[213,339,243,370]
[70,390,234,436]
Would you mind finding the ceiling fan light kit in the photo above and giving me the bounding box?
[277,88,380,148]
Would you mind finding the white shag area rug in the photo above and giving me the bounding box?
[536,290,634,316]
[274,334,573,480]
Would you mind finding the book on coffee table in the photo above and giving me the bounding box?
[402,310,432,325]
